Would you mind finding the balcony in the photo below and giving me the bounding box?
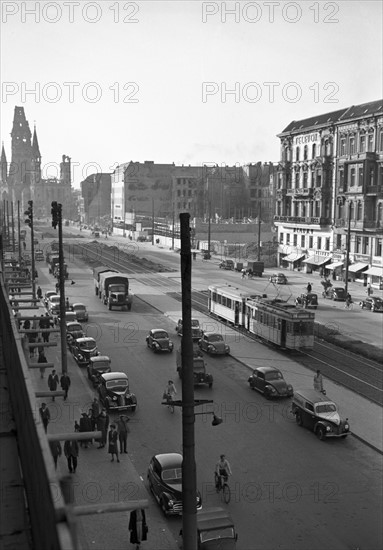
[366,185,383,197]
[276,189,287,199]
[274,215,331,225]
[294,188,313,197]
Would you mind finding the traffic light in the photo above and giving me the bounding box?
[24,200,33,226]
[51,201,60,229]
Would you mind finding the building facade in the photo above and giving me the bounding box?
[80,172,112,226]
[275,99,383,287]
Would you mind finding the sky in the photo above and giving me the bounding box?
[1,1,382,188]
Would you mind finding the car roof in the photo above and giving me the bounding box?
[151,328,169,334]
[101,372,128,381]
[66,321,82,328]
[254,366,280,374]
[154,453,183,469]
[72,302,86,308]
[90,356,110,363]
[197,507,235,531]
[75,337,96,343]
[204,332,222,338]
[293,389,334,404]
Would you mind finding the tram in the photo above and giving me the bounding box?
[208,284,315,351]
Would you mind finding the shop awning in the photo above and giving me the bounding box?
[364,266,383,277]
[348,263,369,273]
[326,261,344,271]
[302,256,332,266]
[283,253,306,263]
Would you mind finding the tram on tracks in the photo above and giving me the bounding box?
[208,284,315,351]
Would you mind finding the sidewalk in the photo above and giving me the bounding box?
[131,275,383,454]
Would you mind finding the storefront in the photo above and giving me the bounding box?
[347,263,369,283]
[280,253,306,271]
[364,266,383,289]
[325,261,344,281]
[302,255,332,275]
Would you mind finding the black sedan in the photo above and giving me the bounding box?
[146,329,174,353]
[248,366,293,399]
[147,453,202,516]
[98,372,137,412]
[295,293,318,309]
[331,287,347,301]
[87,356,112,387]
[359,296,383,312]
[71,337,99,367]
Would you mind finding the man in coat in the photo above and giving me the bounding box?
[48,369,59,401]
[64,439,79,474]
[129,509,148,548]
[60,373,71,401]
[49,440,62,469]
[79,412,92,448]
[96,410,109,448]
[117,415,130,454]
[39,402,50,433]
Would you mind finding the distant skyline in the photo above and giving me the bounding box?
[1,1,382,188]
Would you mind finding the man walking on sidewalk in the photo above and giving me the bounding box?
[314,369,325,394]
[39,403,50,433]
[64,439,79,474]
[117,415,130,454]
[60,372,71,401]
[48,369,59,401]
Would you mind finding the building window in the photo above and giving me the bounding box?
[336,234,342,249]
[378,203,383,222]
[293,234,297,246]
[355,236,361,253]
[367,132,374,152]
[339,169,344,188]
[303,172,308,188]
[325,238,330,251]
[358,166,364,186]
[279,232,284,244]
[312,143,316,158]
[368,167,375,186]
[357,201,363,221]
[317,237,322,250]
[349,136,356,155]
[309,236,313,248]
[315,201,320,217]
[359,134,366,153]
[340,137,346,156]
[301,235,305,247]
[286,234,290,244]
[295,169,300,187]
[316,171,321,187]
[376,238,382,257]
[362,237,369,254]
[296,147,300,161]
[304,145,308,160]
[350,167,356,187]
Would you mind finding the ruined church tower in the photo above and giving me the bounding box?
[8,106,33,207]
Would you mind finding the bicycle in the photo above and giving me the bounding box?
[165,394,175,413]
[344,300,354,310]
[215,473,231,504]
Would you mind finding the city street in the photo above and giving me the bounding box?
[30,236,382,550]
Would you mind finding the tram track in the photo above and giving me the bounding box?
[68,239,383,406]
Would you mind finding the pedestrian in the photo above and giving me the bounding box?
[23,319,31,331]
[23,241,26,251]
[55,282,60,294]
[60,372,71,401]
[91,397,101,431]
[65,297,70,310]
[49,440,62,469]
[38,350,48,378]
[28,329,38,359]
[108,424,120,462]
[96,409,109,448]
[367,283,372,297]
[129,508,148,549]
[39,402,50,433]
[307,282,312,293]
[64,438,79,474]
[42,312,51,343]
[117,415,130,454]
[37,286,42,300]
[48,369,59,401]
[79,412,92,448]
[313,369,325,394]
[36,337,44,356]
[241,268,246,279]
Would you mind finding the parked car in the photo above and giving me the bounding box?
[44,290,57,307]
[146,329,174,353]
[66,322,85,348]
[269,273,288,285]
[359,296,383,312]
[35,249,44,261]
[71,337,99,366]
[291,389,351,440]
[198,333,230,355]
[58,311,77,325]
[147,453,202,516]
[47,295,60,315]
[331,287,347,301]
[219,259,234,270]
[87,356,112,387]
[295,293,318,309]
[176,348,213,388]
[71,302,89,322]
[175,318,203,340]
[248,367,293,398]
[98,372,137,412]
[191,507,238,550]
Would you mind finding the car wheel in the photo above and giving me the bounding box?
[316,426,326,440]
[295,413,303,426]
[160,498,168,515]
[169,348,173,353]
[146,341,150,348]
[209,382,213,389]
[131,405,137,412]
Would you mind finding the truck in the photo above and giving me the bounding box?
[99,272,133,311]
[48,256,60,274]
[246,260,264,277]
[176,346,213,388]
[93,266,118,296]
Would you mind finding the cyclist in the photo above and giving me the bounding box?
[345,293,352,309]
[215,454,232,491]
[164,380,177,405]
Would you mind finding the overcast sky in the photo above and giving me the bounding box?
[1,1,382,187]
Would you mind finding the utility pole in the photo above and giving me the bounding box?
[24,200,36,299]
[51,201,68,374]
[344,200,351,295]
[11,201,15,253]
[151,198,155,245]
[180,212,197,550]
[17,201,21,266]
[172,207,175,250]
[257,202,262,262]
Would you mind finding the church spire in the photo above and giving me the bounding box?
[0,142,8,183]
[32,123,41,160]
